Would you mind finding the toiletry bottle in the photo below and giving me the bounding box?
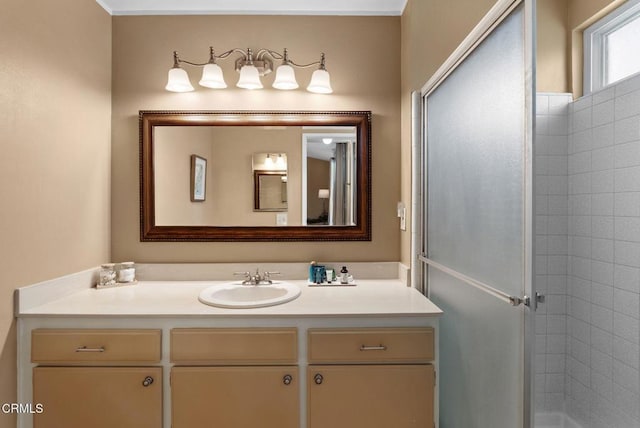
[340,266,349,284]
[326,269,334,284]
[309,261,316,282]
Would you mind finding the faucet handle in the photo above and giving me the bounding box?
[263,271,281,283]
[233,271,252,284]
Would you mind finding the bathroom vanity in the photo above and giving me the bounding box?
[15,267,441,428]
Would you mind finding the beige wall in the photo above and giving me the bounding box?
[111,15,401,263]
[538,0,571,93]
[0,0,111,426]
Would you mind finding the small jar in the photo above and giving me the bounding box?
[98,263,117,287]
[117,262,136,283]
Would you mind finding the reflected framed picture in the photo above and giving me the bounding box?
[190,154,207,202]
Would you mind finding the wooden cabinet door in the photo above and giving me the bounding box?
[171,366,299,428]
[33,367,162,428]
[307,364,434,428]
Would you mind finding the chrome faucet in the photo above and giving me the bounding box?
[234,268,281,285]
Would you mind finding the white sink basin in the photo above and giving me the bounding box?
[198,282,301,308]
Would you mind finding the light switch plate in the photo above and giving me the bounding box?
[397,202,406,231]
[276,213,288,225]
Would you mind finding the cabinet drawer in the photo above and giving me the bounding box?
[308,328,434,363]
[171,328,297,364]
[31,329,161,364]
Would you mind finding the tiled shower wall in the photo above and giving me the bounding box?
[536,75,640,428]
[535,93,571,415]
[565,74,640,428]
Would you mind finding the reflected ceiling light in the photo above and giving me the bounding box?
[322,138,333,145]
[165,47,332,94]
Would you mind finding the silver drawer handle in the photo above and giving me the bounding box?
[142,376,154,387]
[75,346,105,353]
[360,344,387,351]
[283,374,293,385]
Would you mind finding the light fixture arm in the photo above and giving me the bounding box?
[288,52,326,69]
[173,48,326,69]
[254,48,326,69]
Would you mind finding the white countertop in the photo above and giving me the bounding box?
[17,280,442,318]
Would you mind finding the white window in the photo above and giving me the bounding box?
[584,0,640,94]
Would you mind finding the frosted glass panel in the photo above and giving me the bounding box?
[430,268,523,428]
[605,14,640,84]
[424,4,531,428]
[427,6,525,297]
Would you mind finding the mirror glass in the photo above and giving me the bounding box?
[140,111,371,241]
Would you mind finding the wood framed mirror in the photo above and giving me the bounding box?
[139,110,371,241]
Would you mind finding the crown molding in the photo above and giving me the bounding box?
[97,0,408,16]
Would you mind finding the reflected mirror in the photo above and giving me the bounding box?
[252,153,288,212]
[140,111,371,241]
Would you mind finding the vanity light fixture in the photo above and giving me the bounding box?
[166,47,333,94]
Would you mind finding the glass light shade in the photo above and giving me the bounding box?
[318,189,330,199]
[165,67,194,92]
[272,64,299,90]
[236,65,263,89]
[322,138,333,145]
[307,69,333,94]
[199,63,227,89]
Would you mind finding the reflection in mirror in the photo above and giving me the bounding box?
[254,171,288,211]
[140,111,371,241]
[252,152,288,212]
[302,128,356,226]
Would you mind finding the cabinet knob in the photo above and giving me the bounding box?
[283,374,293,385]
[142,376,154,387]
[314,373,323,385]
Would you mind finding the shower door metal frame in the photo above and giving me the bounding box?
[413,0,536,426]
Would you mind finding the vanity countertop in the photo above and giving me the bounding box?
[16,280,442,318]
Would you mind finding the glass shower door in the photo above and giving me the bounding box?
[420,1,535,427]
